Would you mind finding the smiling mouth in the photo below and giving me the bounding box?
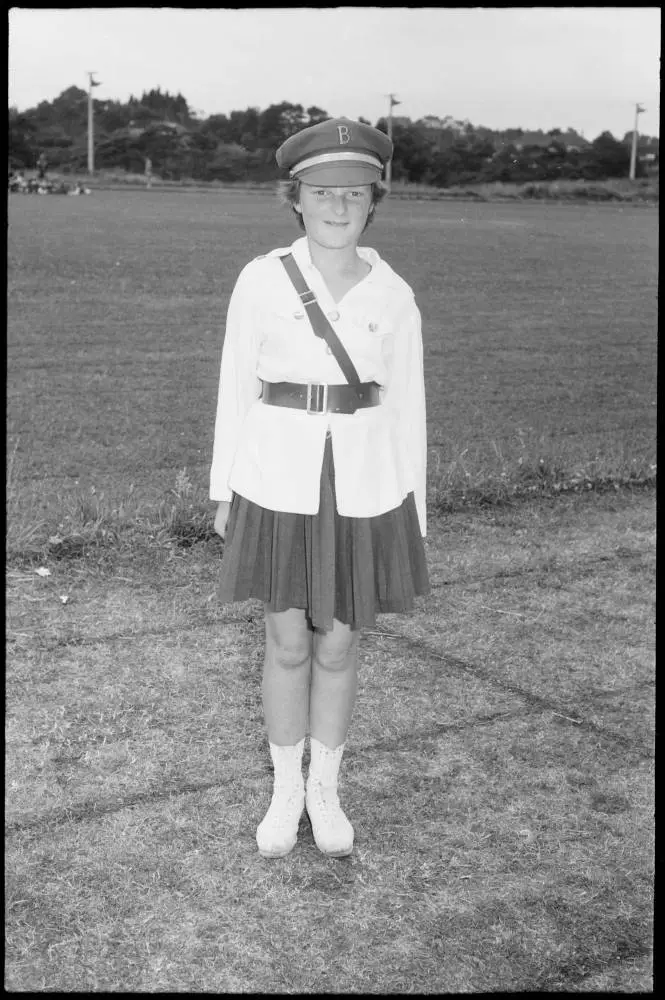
[325,221,349,227]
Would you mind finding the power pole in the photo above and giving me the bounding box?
[629,103,645,181]
[87,72,101,175]
[385,93,401,190]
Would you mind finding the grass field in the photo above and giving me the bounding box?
[7,190,657,550]
[30,167,660,205]
[6,190,656,992]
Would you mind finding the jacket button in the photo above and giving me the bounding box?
[329,310,340,321]
[293,311,305,319]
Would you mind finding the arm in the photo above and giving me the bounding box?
[381,296,427,536]
[209,262,263,502]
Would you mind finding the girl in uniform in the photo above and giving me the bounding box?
[210,117,428,859]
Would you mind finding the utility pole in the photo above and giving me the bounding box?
[87,72,101,175]
[629,103,645,181]
[385,93,401,191]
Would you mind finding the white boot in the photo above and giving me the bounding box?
[306,737,354,857]
[256,738,305,859]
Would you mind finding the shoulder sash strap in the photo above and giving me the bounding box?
[280,253,361,385]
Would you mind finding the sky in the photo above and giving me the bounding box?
[8,7,662,140]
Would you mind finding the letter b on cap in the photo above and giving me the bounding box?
[336,125,351,145]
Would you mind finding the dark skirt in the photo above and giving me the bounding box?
[217,436,429,631]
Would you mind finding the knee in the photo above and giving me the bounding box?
[314,634,359,674]
[265,611,312,671]
[271,637,311,671]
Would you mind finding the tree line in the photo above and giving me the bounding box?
[9,87,659,186]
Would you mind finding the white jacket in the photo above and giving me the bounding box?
[210,236,427,536]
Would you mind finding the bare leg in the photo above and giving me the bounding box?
[306,618,359,856]
[262,606,313,745]
[310,618,359,749]
[256,606,313,858]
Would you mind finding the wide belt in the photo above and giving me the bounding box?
[261,380,381,415]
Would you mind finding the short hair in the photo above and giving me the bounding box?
[277,178,388,232]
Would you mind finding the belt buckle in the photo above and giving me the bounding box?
[306,382,328,415]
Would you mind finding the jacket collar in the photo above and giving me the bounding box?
[289,235,381,275]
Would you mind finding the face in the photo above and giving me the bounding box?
[295,184,373,250]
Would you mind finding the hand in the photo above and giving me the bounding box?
[214,501,231,540]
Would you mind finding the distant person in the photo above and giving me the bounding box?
[144,156,153,189]
[210,118,429,860]
[37,152,48,181]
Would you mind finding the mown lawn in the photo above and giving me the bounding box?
[7,190,657,517]
[5,489,655,992]
[6,189,655,992]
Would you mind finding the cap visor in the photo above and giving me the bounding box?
[295,162,382,186]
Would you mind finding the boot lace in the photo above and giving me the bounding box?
[308,780,342,816]
[264,785,304,829]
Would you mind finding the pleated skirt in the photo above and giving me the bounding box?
[217,436,429,631]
